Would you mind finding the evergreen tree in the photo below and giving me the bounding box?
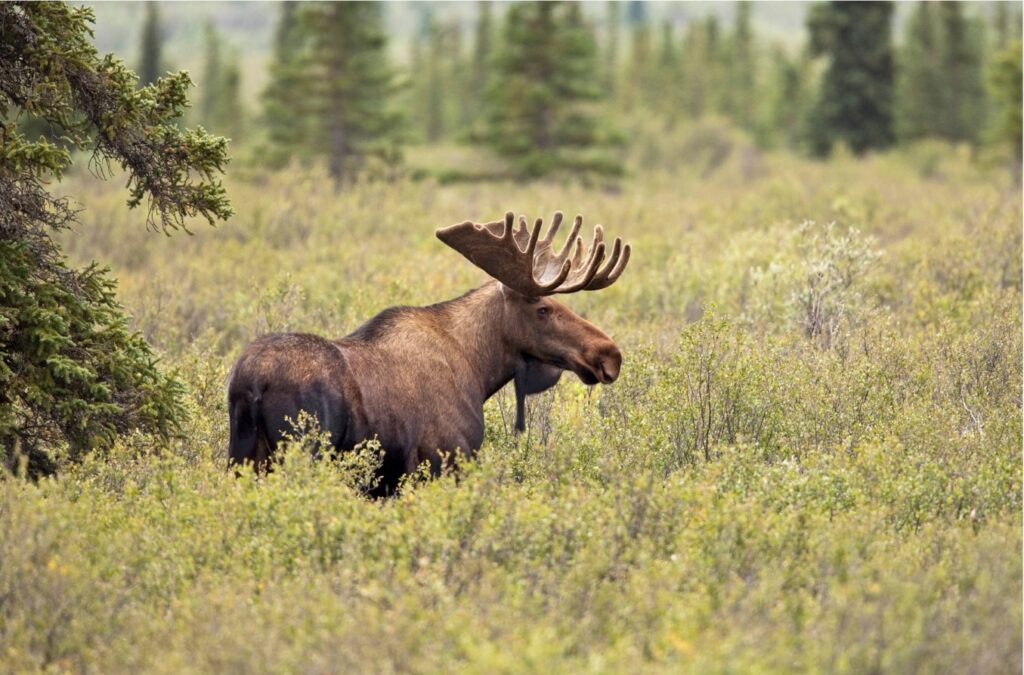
[424,16,446,142]
[807,2,895,156]
[897,2,988,146]
[992,1,1010,50]
[655,21,681,125]
[937,2,986,144]
[605,2,621,97]
[484,1,620,177]
[262,2,402,181]
[470,2,494,125]
[0,3,232,476]
[262,2,308,166]
[704,17,730,116]
[727,1,756,129]
[679,19,720,119]
[409,26,425,138]
[896,2,944,141]
[301,2,403,182]
[987,38,1022,166]
[201,20,222,125]
[759,46,811,149]
[448,21,473,130]
[200,21,245,144]
[624,3,653,112]
[214,52,245,143]
[138,3,162,87]
[991,2,1021,51]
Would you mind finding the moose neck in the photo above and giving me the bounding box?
[436,282,518,401]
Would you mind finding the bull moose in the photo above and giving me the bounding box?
[227,211,630,495]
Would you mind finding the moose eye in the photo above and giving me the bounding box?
[537,306,551,318]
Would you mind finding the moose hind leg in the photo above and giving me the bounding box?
[228,396,260,471]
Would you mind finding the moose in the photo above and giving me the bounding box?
[227,211,630,495]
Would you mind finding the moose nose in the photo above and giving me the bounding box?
[597,346,622,384]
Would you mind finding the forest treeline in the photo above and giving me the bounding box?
[168,0,1024,181]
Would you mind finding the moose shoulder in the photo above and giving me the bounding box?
[227,211,630,496]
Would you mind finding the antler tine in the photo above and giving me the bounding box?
[553,214,584,262]
[557,224,607,293]
[525,217,542,258]
[585,240,631,291]
[542,211,564,246]
[503,211,515,241]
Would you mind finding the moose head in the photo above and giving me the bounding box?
[228,211,630,494]
[438,211,629,426]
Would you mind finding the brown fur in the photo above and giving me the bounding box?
[227,281,621,496]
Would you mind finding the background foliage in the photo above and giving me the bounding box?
[121,1,1023,177]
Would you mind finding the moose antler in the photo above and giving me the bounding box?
[436,211,630,297]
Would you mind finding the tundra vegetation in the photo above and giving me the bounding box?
[3,136,1021,672]
[1,2,1022,673]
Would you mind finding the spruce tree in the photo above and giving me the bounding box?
[987,38,1022,166]
[138,3,162,87]
[759,46,811,150]
[704,17,730,116]
[471,1,494,113]
[424,16,446,142]
[0,3,232,476]
[807,2,895,156]
[198,22,244,143]
[448,21,473,130]
[655,21,680,125]
[624,3,653,112]
[262,3,402,182]
[896,2,944,141]
[201,20,222,126]
[993,2,1009,50]
[302,2,403,182]
[214,53,245,143]
[680,19,721,120]
[484,1,619,178]
[605,2,621,97]
[262,2,309,167]
[991,2,1021,51]
[937,2,986,145]
[727,1,756,129]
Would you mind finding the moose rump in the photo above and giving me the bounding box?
[227,333,358,471]
[227,309,493,496]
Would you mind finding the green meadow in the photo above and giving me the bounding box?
[3,132,1020,672]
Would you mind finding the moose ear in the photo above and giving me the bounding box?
[513,356,563,433]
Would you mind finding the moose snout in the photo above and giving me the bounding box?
[595,345,622,384]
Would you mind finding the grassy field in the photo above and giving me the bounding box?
[2,135,1021,672]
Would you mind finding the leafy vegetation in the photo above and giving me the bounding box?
[2,131,1018,670]
[0,2,231,475]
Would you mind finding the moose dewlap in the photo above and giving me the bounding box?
[227,211,630,496]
